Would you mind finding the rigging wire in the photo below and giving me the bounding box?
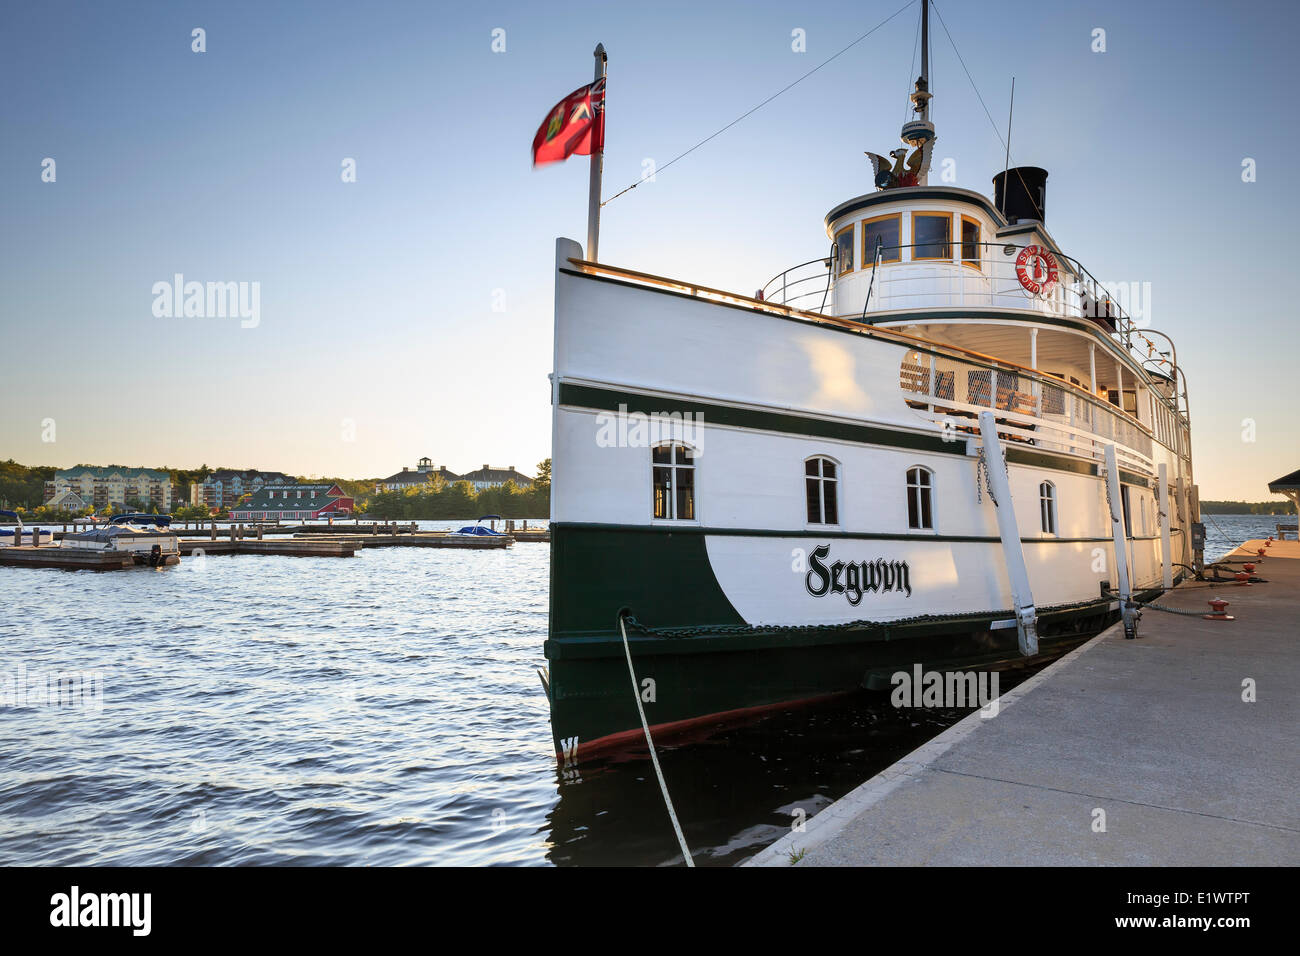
[601,0,919,207]
[930,1,1043,221]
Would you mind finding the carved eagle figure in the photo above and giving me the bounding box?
[864,140,933,190]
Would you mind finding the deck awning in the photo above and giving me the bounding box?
[1267,468,1300,493]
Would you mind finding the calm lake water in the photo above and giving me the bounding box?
[0,515,1275,865]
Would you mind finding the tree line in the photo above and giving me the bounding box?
[0,458,551,521]
[1201,500,1296,515]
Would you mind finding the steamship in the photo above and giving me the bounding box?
[542,2,1196,765]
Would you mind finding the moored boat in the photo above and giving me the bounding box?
[542,2,1196,766]
[60,514,181,566]
[448,515,510,537]
[0,510,54,547]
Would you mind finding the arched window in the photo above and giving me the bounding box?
[653,443,696,520]
[1039,481,1057,534]
[906,466,934,530]
[805,456,839,525]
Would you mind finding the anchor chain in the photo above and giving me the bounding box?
[621,596,1115,640]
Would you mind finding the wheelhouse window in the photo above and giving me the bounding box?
[1039,481,1057,534]
[906,466,934,530]
[960,216,981,269]
[862,214,901,265]
[834,224,855,276]
[653,443,695,520]
[805,457,839,525]
[911,213,952,260]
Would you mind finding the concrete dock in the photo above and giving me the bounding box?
[748,538,1300,867]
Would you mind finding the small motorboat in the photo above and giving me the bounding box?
[0,510,54,547]
[449,514,509,537]
[60,514,181,566]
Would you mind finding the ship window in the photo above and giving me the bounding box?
[805,456,839,525]
[911,213,951,260]
[861,214,901,265]
[1039,481,1057,534]
[834,224,855,276]
[1121,486,1132,537]
[906,466,934,530]
[653,443,696,520]
[960,216,981,269]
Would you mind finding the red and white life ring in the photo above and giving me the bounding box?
[1015,245,1059,295]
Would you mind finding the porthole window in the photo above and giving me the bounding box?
[653,443,696,520]
[1039,481,1057,534]
[805,456,839,525]
[906,466,934,530]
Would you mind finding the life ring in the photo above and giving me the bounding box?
[1015,245,1059,295]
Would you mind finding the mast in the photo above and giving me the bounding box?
[919,0,929,121]
[900,0,935,183]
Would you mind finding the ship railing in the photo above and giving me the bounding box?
[899,351,1154,473]
[565,255,1163,471]
[768,240,1189,438]
[759,255,835,313]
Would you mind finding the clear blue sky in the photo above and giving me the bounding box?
[1,0,1296,497]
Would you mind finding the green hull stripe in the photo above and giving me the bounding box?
[559,383,1154,485]
[559,382,953,455]
[551,521,1163,545]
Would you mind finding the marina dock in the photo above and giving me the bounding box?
[178,538,356,557]
[0,546,136,570]
[748,538,1300,867]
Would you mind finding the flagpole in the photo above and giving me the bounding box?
[587,43,607,262]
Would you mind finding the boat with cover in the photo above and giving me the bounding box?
[60,514,181,566]
[0,510,54,547]
[449,515,510,537]
[542,1,1197,765]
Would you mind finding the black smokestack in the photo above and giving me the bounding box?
[993,167,1048,224]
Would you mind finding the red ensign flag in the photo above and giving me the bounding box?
[531,77,606,167]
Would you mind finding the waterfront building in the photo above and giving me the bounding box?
[190,469,292,509]
[460,464,534,492]
[227,483,353,521]
[45,467,174,511]
[376,457,462,493]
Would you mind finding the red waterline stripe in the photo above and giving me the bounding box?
[558,690,854,763]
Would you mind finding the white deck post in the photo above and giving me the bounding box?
[1029,327,1040,415]
[1157,462,1173,589]
[1104,444,1139,639]
[978,411,1039,656]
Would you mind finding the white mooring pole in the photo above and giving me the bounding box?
[586,43,607,262]
[1157,462,1173,589]
[1104,444,1139,639]
[978,411,1039,656]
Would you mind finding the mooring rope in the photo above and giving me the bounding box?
[618,612,695,867]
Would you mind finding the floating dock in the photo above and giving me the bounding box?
[291,532,513,549]
[748,538,1300,867]
[0,546,135,570]
[178,539,355,557]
